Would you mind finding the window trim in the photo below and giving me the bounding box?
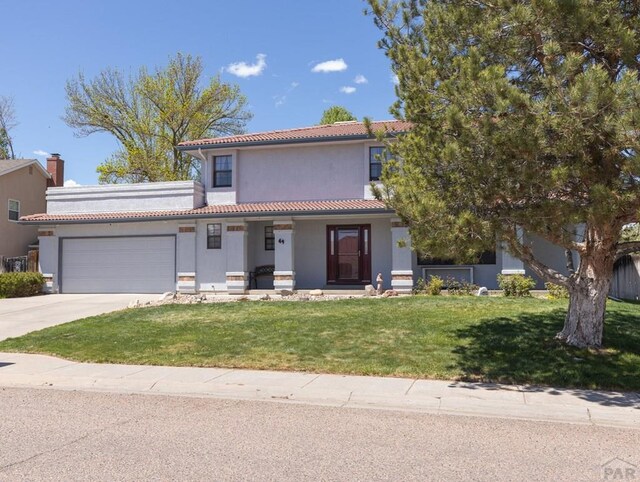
[369,146,389,182]
[207,223,222,249]
[264,226,275,251]
[8,199,20,222]
[212,155,232,188]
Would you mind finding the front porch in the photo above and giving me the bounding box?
[185,215,415,295]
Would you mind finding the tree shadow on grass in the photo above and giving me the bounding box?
[452,303,640,405]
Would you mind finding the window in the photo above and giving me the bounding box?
[213,155,232,187]
[264,226,275,251]
[8,199,19,221]
[418,250,497,266]
[369,147,391,181]
[207,223,222,249]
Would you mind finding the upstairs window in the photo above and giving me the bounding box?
[264,226,275,251]
[207,223,222,249]
[213,155,232,188]
[8,199,19,221]
[369,147,391,181]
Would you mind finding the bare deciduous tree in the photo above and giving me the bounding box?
[0,96,17,159]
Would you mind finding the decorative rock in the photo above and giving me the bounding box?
[259,294,271,301]
[365,284,376,296]
[298,295,310,301]
[159,291,175,301]
[280,290,294,297]
[477,287,489,297]
[309,289,323,296]
[382,290,398,298]
[236,296,250,302]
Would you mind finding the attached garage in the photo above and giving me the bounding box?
[60,236,176,294]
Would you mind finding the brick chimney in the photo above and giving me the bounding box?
[46,153,64,187]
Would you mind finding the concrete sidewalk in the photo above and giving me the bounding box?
[0,352,638,429]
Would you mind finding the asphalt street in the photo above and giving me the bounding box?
[0,387,637,481]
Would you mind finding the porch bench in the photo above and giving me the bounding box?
[249,264,275,289]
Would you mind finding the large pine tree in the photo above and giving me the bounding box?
[368,0,640,347]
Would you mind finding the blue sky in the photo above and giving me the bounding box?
[0,0,398,186]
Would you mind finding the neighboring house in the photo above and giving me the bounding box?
[610,254,640,300]
[20,121,565,294]
[0,155,62,259]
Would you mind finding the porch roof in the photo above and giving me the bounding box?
[19,199,391,225]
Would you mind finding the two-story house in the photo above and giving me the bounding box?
[0,156,61,261]
[20,121,561,294]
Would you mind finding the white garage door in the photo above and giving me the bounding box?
[61,236,176,294]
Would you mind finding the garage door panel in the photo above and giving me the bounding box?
[61,237,176,294]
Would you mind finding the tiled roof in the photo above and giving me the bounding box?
[20,199,390,223]
[178,120,412,148]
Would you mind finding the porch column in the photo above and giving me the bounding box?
[176,224,196,293]
[273,220,295,293]
[225,221,248,294]
[391,219,413,293]
[501,226,525,275]
[38,228,58,293]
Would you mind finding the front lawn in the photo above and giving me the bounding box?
[1,297,639,390]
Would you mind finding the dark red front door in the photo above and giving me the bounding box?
[327,225,371,284]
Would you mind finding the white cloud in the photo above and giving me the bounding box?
[340,86,356,94]
[291,81,300,88]
[33,149,49,157]
[391,73,399,85]
[226,53,267,78]
[354,74,368,84]
[312,58,348,73]
[64,179,80,187]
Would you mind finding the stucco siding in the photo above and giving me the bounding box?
[293,217,393,289]
[524,233,570,288]
[413,244,504,290]
[0,166,47,257]
[247,221,275,289]
[55,221,180,238]
[236,144,364,203]
[47,181,205,214]
[195,219,228,292]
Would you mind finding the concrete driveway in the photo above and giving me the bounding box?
[0,294,159,341]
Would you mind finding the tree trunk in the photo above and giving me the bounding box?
[556,255,614,348]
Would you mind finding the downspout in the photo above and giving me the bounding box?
[195,148,207,182]
[191,148,214,295]
[195,148,207,164]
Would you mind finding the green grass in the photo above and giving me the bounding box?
[1,296,639,390]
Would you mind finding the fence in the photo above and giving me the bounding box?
[610,254,640,300]
[0,251,39,274]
